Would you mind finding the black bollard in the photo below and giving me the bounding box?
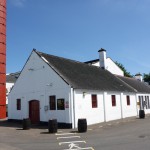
[78,118,87,133]
[23,118,31,130]
[139,110,145,119]
[48,119,57,133]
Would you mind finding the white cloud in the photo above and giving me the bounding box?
[10,0,26,7]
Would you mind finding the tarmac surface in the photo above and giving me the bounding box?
[1,115,150,150]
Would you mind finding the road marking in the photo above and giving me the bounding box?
[59,141,86,145]
[56,133,77,136]
[63,143,94,150]
[57,136,81,139]
[64,147,94,150]
[88,129,93,131]
[99,126,103,128]
[56,132,94,150]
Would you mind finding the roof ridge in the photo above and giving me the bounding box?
[35,49,101,69]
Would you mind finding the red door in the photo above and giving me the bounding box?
[29,100,40,124]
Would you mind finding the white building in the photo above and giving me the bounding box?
[85,48,124,76]
[85,48,150,115]
[8,49,150,128]
[6,72,20,115]
[117,75,150,115]
[6,72,20,102]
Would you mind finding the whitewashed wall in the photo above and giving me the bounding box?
[73,90,105,128]
[106,58,124,76]
[121,93,137,118]
[89,58,124,76]
[73,90,137,128]
[104,92,122,121]
[8,51,72,124]
[6,82,14,105]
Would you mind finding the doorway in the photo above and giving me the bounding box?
[29,100,40,124]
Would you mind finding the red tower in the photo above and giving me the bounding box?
[0,0,6,119]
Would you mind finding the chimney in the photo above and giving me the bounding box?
[0,0,6,119]
[98,48,107,69]
[134,73,143,82]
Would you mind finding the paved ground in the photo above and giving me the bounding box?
[1,115,150,150]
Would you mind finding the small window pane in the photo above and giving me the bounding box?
[17,99,21,110]
[127,96,130,106]
[49,96,56,110]
[92,95,97,108]
[147,96,150,108]
[112,95,116,106]
[57,99,65,110]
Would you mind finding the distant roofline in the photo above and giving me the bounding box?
[84,59,99,64]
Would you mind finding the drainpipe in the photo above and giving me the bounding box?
[120,93,123,119]
[71,88,76,129]
[103,92,107,122]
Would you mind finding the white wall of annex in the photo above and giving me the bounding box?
[121,94,137,118]
[89,58,124,76]
[73,90,105,128]
[105,92,122,121]
[106,58,124,76]
[6,82,14,105]
[8,51,72,124]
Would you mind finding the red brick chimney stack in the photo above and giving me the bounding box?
[0,0,6,119]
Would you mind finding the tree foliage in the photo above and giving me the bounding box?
[143,73,150,84]
[115,61,132,77]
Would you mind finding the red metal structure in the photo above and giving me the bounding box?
[0,0,6,119]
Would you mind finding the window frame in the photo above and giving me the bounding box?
[91,94,97,108]
[126,95,130,106]
[111,95,116,107]
[147,96,150,108]
[57,99,65,110]
[16,99,21,110]
[49,95,56,110]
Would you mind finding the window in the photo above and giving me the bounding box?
[126,96,130,106]
[17,99,21,110]
[57,99,65,110]
[112,95,116,106]
[139,96,144,110]
[145,96,148,109]
[147,96,150,108]
[92,95,97,108]
[49,96,56,110]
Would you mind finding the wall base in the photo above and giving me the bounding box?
[8,119,72,129]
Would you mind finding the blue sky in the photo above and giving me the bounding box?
[7,0,150,75]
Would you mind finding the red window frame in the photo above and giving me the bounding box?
[112,95,116,106]
[92,95,97,108]
[17,99,21,110]
[126,96,130,106]
[49,96,56,110]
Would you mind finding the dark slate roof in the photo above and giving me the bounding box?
[117,76,150,93]
[35,50,136,92]
[6,72,20,83]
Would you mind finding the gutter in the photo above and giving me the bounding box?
[72,88,76,129]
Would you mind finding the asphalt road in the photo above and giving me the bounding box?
[0,116,150,150]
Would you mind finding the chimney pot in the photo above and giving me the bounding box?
[98,48,106,53]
